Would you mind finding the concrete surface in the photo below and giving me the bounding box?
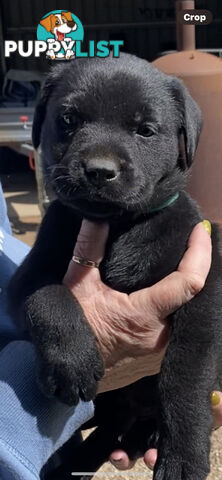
[1,171,222,479]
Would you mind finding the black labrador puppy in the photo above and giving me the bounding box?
[8,54,222,480]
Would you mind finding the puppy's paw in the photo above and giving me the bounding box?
[25,285,104,405]
[37,342,104,406]
[153,441,209,480]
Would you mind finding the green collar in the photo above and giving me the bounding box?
[150,192,179,214]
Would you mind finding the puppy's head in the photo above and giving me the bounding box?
[33,54,202,219]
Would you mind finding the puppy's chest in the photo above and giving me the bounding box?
[99,219,186,294]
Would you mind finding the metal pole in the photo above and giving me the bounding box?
[176,0,196,51]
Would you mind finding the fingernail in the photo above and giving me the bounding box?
[211,391,221,407]
[110,459,122,466]
[110,455,122,464]
[202,220,211,236]
[144,458,154,471]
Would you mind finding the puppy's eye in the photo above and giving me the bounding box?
[63,114,72,125]
[61,112,82,132]
[62,113,80,127]
[137,123,155,138]
[55,20,60,25]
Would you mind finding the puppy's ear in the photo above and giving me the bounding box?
[32,66,62,149]
[32,78,52,149]
[40,15,53,32]
[172,79,203,169]
[62,11,73,22]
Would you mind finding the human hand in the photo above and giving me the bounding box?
[63,220,212,393]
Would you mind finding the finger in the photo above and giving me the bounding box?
[178,221,212,282]
[211,391,222,429]
[144,449,158,470]
[74,220,109,263]
[63,220,109,289]
[130,222,212,318]
[109,450,136,470]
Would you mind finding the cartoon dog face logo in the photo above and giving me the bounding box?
[40,12,77,42]
[37,11,84,60]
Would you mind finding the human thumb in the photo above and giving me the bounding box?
[130,222,212,318]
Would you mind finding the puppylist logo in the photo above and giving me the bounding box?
[5,10,124,60]
[37,10,83,60]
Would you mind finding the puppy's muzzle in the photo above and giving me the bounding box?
[83,157,120,185]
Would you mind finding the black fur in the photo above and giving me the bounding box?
[8,54,222,480]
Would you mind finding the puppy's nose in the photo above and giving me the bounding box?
[84,158,120,184]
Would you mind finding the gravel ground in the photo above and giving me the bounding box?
[82,428,222,480]
[208,429,222,480]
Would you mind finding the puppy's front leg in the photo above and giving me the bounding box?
[8,200,104,405]
[154,246,222,480]
[25,284,104,405]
